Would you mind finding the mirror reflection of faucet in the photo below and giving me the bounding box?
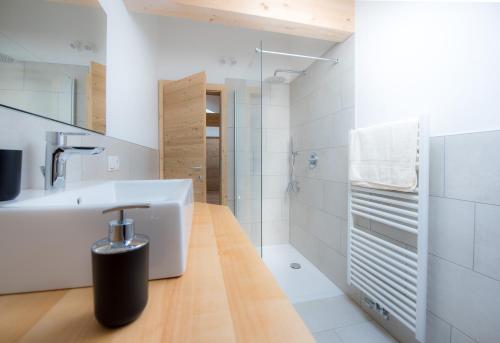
[41,131,105,190]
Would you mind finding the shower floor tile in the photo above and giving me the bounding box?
[262,244,343,303]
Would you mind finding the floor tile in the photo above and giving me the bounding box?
[314,329,344,343]
[294,295,370,333]
[335,321,398,343]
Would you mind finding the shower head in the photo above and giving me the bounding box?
[265,75,286,84]
[265,69,306,84]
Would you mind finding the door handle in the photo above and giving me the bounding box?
[191,166,202,171]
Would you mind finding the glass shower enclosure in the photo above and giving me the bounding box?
[233,43,263,255]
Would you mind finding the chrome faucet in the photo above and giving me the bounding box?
[42,132,104,190]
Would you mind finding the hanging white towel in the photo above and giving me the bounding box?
[349,119,419,192]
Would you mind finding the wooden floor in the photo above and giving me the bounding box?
[0,203,314,343]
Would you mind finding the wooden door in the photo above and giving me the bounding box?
[86,61,106,134]
[160,72,207,202]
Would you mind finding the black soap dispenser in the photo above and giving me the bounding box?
[91,204,151,327]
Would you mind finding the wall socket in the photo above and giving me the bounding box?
[107,155,120,171]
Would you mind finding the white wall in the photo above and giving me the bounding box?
[356,2,500,136]
[98,0,159,149]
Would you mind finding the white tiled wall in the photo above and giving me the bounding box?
[423,131,500,343]
[0,105,159,190]
[288,35,355,299]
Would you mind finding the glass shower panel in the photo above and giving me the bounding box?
[234,45,263,255]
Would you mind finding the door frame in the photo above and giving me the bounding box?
[158,80,227,205]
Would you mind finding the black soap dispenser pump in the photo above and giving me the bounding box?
[91,204,151,327]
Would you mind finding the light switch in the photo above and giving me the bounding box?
[108,155,120,171]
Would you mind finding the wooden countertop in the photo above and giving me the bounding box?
[0,203,314,343]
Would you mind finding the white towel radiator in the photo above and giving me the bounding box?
[347,117,429,342]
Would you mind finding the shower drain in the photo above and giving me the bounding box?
[289,262,302,269]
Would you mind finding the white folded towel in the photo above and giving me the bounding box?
[349,119,419,192]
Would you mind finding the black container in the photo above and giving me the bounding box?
[0,149,22,201]
[91,205,150,328]
[92,243,149,327]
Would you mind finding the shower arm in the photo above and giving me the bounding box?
[255,48,339,63]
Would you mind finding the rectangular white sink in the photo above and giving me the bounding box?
[0,179,193,294]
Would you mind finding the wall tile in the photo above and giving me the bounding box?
[263,105,290,129]
[294,176,325,209]
[262,175,289,199]
[324,146,348,182]
[451,329,477,343]
[426,312,451,343]
[290,225,320,266]
[340,67,355,109]
[263,220,289,246]
[308,80,342,120]
[329,108,354,147]
[474,203,500,281]
[262,198,284,222]
[429,137,445,196]
[290,198,308,230]
[269,83,290,106]
[317,241,349,292]
[262,152,288,176]
[324,181,348,219]
[309,208,344,253]
[429,196,475,268]
[445,131,500,205]
[264,128,290,153]
[428,255,500,343]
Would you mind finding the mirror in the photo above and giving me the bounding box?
[0,0,107,134]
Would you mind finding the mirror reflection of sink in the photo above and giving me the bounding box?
[0,179,193,294]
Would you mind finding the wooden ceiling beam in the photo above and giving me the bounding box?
[124,0,354,42]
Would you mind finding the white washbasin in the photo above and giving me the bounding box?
[0,179,193,294]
